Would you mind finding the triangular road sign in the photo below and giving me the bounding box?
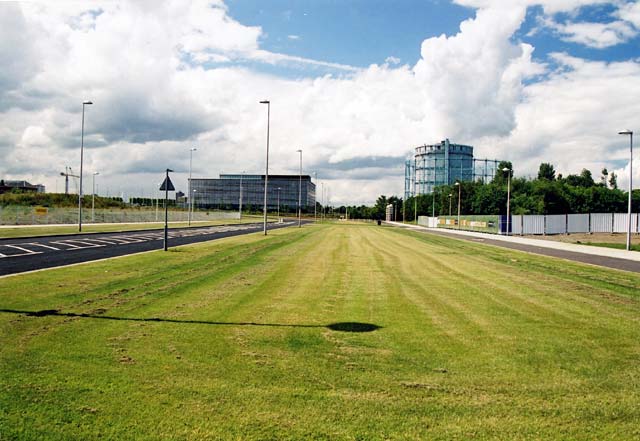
[159,176,175,191]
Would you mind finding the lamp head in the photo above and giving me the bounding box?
[83,101,93,105]
[619,130,633,135]
[502,167,511,172]
[191,147,197,152]
[455,182,460,186]
[259,100,270,104]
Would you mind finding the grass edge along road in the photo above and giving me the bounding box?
[0,215,276,239]
[1,223,639,440]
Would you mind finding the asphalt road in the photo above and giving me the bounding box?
[408,227,640,273]
[0,221,298,277]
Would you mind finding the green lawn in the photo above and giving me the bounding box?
[1,224,639,440]
[576,241,640,252]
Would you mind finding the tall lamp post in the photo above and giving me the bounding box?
[455,182,461,229]
[92,172,99,223]
[277,187,281,219]
[188,147,197,226]
[260,100,270,235]
[296,149,302,227]
[239,171,244,219]
[619,130,634,251]
[321,182,325,222]
[503,167,512,235]
[448,193,452,216]
[78,100,93,232]
[313,172,317,223]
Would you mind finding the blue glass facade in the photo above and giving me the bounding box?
[404,139,502,199]
[190,174,315,211]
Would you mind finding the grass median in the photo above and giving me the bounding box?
[0,216,271,239]
[1,223,639,439]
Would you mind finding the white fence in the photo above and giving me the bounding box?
[417,216,439,228]
[512,213,640,235]
[0,206,240,226]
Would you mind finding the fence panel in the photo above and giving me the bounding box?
[0,205,240,225]
[512,215,522,235]
[522,215,545,235]
[545,214,566,234]
[567,214,589,233]
[590,213,613,233]
[613,213,639,233]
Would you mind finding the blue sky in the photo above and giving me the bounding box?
[226,0,640,75]
[227,0,474,69]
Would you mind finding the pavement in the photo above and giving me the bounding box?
[386,221,640,273]
[0,221,298,277]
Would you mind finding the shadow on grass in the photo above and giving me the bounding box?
[0,309,381,333]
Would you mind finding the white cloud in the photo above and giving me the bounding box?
[615,1,640,29]
[544,17,637,48]
[0,0,638,205]
[482,53,640,189]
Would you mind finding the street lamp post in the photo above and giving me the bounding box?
[503,167,512,235]
[239,171,244,219]
[92,172,99,223]
[260,100,270,235]
[297,149,302,228]
[313,172,317,223]
[78,100,93,232]
[455,182,461,229]
[321,182,325,222]
[448,193,452,217]
[432,191,435,218]
[619,130,634,251]
[277,187,281,219]
[188,147,197,226]
[164,168,173,251]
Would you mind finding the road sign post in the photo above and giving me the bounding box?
[160,169,175,251]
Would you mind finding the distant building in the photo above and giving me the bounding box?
[404,139,502,199]
[190,174,316,211]
[0,180,45,194]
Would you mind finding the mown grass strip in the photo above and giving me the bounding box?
[1,223,639,440]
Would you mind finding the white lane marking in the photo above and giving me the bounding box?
[0,245,43,257]
[61,240,105,248]
[3,245,41,254]
[22,242,61,251]
[83,238,118,245]
[49,241,85,249]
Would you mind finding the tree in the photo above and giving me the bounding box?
[609,171,618,189]
[372,195,387,220]
[579,168,594,187]
[537,163,556,181]
[492,161,513,185]
[600,168,608,186]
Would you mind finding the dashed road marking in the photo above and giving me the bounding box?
[0,223,290,260]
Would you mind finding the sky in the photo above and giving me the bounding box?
[1,0,639,205]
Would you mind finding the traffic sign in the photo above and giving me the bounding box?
[159,176,175,191]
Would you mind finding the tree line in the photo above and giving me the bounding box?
[343,162,640,221]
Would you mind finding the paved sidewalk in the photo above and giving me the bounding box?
[386,221,640,272]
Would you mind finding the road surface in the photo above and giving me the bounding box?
[0,222,298,277]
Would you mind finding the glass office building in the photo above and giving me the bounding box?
[190,174,316,211]
[404,139,502,199]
